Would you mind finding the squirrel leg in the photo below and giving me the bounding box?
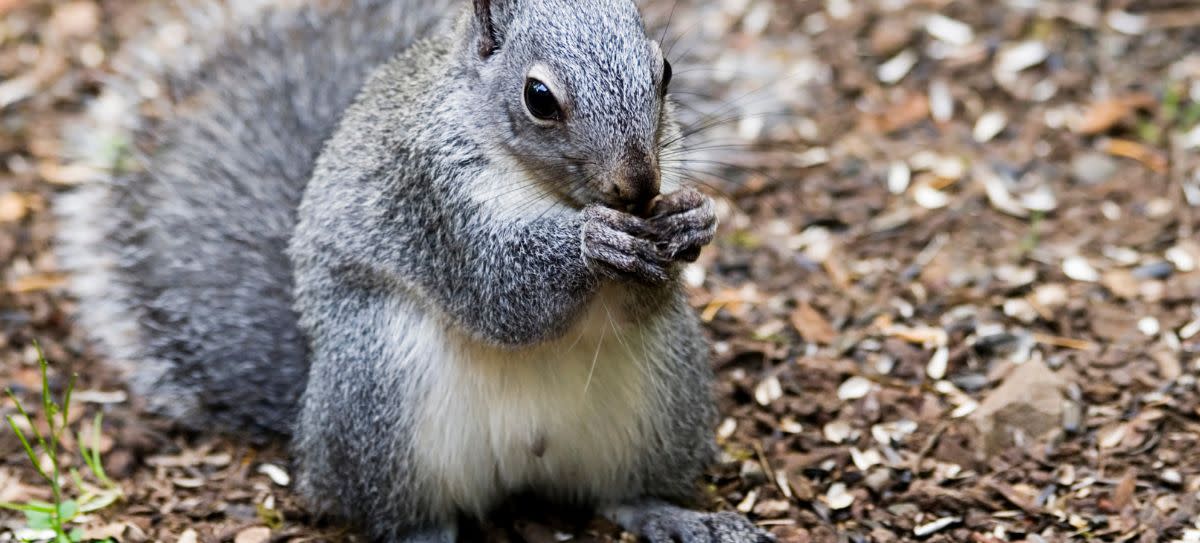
[603,500,773,543]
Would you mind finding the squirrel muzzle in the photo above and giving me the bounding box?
[611,146,661,217]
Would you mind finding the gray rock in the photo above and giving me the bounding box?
[970,359,1066,455]
[1070,152,1118,185]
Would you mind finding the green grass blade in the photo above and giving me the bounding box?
[61,373,77,431]
[0,502,56,513]
[5,414,49,482]
[87,413,113,488]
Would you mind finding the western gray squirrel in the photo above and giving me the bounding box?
[57,0,772,541]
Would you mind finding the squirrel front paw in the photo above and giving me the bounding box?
[646,187,717,263]
[581,188,717,284]
[582,205,672,283]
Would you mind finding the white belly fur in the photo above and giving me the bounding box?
[406,285,664,517]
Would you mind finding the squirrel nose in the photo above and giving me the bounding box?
[612,149,661,215]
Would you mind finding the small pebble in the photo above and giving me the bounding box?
[849,447,883,470]
[913,517,961,537]
[951,373,990,392]
[864,467,893,493]
[1101,201,1122,220]
[995,265,1036,287]
[1147,198,1174,218]
[1003,298,1038,324]
[1160,469,1183,487]
[878,49,918,84]
[1106,10,1147,35]
[950,400,978,418]
[1034,284,1069,309]
[1021,186,1058,212]
[824,482,854,510]
[1138,316,1160,337]
[1180,319,1200,340]
[234,527,270,543]
[735,489,759,514]
[924,14,973,46]
[1103,246,1141,266]
[973,111,1007,142]
[871,420,918,445]
[825,0,853,20]
[913,185,950,209]
[754,375,783,406]
[996,41,1048,73]
[1062,400,1083,433]
[932,157,965,180]
[779,418,803,434]
[838,376,874,400]
[1070,152,1118,185]
[929,79,953,122]
[887,161,911,194]
[257,463,291,487]
[824,420,854,443]
[740,460,767,485]
[1132,261,1174,280]
[1166,245,1197,272]
[1063,256,1100,282]
[926,346,949,380]
[717,417,737,441]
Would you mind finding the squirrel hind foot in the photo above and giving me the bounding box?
[604,500,774,543]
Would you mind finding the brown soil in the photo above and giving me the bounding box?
[3,0,1200,542]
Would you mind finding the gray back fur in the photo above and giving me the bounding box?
[56,0,451,436]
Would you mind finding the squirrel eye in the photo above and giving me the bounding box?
[524,78,562,122]
[662,58,673,94]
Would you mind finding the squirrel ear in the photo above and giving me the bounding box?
[473,0,503,58]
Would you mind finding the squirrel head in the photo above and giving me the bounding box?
[463,0,678,215]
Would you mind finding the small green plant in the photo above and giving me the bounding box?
[1019,210,1044,254]
[1,343,122,543]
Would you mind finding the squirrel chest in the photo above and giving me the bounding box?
[401,285,666,515]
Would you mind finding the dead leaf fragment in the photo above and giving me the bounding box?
[234,527,271,543]
[1107,468,1138,512]
[8,273,67,294]
[1073,94,1155,135]
[790,302,836,344]
[862,93,930,134]
[1101,138,1167,173]
[0,192,30,222]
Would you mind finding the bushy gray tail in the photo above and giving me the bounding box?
[56,0,449,437]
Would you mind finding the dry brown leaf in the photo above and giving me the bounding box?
[862,93,930,134]
[1101,138,1168,173]
[1110,468,1138,511]
[1074,94,1155,135]
[83,523,136,542]
[0,192,30,222]
[790,302,836,344]
[8,273,67,293]
[1101,269,1139,299]
[1031,333,1096,351]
